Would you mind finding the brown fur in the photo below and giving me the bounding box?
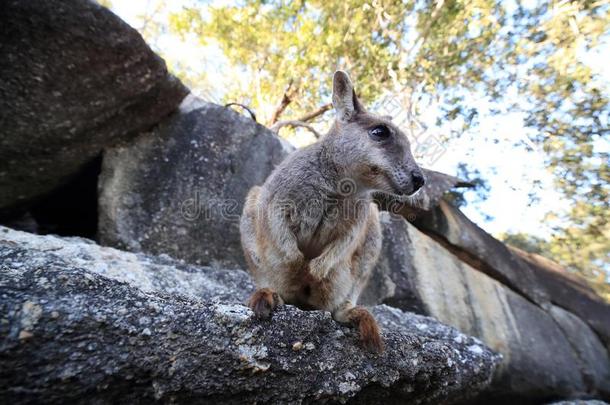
[240,71,424,352]
[248,288,281,319]
[348,306,384,353]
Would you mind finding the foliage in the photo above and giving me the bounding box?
[499,232,549,255]
[504,0,610,299]
[445,163,492,220]
[168,0,504,126]
[96,0,113,8]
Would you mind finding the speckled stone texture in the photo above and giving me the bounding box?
[0,226,500,404]
[0,0,188,216]
[98,97,294,269]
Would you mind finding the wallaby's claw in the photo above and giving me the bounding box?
[248,288,280,319]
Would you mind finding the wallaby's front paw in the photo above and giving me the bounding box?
[248,288,281,319]
[349,307,384,354]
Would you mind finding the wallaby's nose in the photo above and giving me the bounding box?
[411,171,425,192]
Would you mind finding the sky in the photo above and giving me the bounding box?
[108,0,606,240]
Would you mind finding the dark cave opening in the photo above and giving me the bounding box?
[1,156,102,240]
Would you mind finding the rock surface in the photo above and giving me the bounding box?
[0,0,188,217]
[549,306,610,394]
[98,97,293,269]
[0,226,499,404]
[413,200,610,349]
[363,213,610,403]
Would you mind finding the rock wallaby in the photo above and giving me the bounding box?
[240,71,425,352]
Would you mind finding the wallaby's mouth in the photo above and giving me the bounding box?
[388,184,413,198]
[386,183,424,200]
[387,178,420,198]
[400,188,421,197]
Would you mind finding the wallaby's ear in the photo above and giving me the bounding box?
[332,71,363,122]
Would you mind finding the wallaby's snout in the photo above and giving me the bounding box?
[389,163,425,196]
[329,70,425,197]
[393,166,425,196]
[411,170,426,192]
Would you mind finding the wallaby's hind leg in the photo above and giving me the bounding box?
[333,302,383,353]
[248,288,283,319]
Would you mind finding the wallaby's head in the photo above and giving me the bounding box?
[326,71,425,196]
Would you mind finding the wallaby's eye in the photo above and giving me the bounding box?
[368,125,391,141]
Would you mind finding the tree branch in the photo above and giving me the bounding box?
[269,80,297,125]
[225,103,257,122]
[296,103,332,122]
[270,120,321,138]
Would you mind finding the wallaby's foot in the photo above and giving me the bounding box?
[248,288,282,319]
[349,307,384,353]
[334,303,384,353]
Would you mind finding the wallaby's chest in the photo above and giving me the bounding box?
[294,202,367,261]
[297,222,336,260]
